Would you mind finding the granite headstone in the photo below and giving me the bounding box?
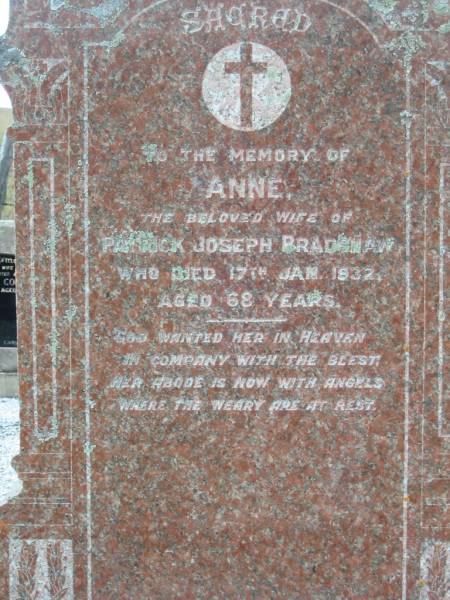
[0,1,449,598]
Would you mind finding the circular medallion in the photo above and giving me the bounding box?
[202,42,291,132]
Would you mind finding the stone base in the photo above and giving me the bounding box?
[0,347,17,372]
[0,372,18,397]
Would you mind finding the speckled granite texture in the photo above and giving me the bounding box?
[0,1,449,598]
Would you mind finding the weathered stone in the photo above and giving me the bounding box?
[0,1,449,598]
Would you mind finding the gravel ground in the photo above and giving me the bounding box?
[0,397,21,505]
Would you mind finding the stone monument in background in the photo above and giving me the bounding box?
[0,104,17,397]
[0,1,449,598]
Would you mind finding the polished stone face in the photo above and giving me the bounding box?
[0,1,449,599]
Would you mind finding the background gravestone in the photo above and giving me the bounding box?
[0,253,16,347]
[0,1,449,598]
[0,218,17,397]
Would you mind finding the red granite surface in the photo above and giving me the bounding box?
[0,1,449,598]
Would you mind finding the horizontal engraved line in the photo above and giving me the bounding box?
[207,318,288,324]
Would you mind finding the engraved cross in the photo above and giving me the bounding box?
[225,43,268,129]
